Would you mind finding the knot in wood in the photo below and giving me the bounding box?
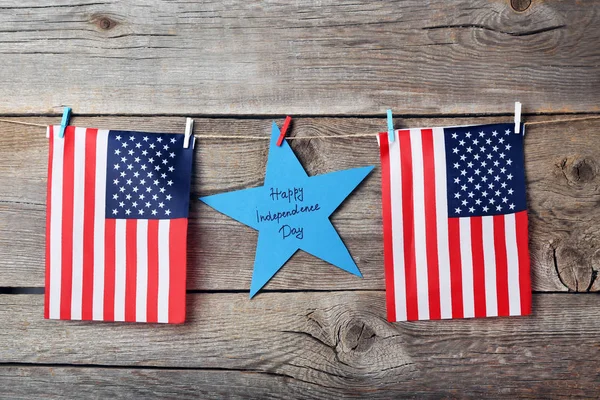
[344,321,377,353]
[571,158,596,183]
[510,0,531,12]
[94,16,117,30]
[554,239,600,292]
[558,157,597,186]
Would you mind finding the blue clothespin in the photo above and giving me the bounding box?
[386,109,395,143]
[58,107,72,139]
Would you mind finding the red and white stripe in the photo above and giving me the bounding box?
[45,126,187,323]
[379,128,531,322]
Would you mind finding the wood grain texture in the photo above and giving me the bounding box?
[1,116,599,292]
[1,2,599,398]
[0,367,333,400]
[0,293,599,398]
[0,0,598,115]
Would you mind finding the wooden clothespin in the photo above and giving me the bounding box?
[184,117,194,149]
[514,102,522,134]
[386,109,395,143]
[276,116,292,146]
[58,107,72,139]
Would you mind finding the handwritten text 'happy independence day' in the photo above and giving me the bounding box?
[255,187,319,240]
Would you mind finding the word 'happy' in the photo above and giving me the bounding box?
[270,187,304,203]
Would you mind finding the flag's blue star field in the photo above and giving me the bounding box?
[105,131,194,219]
[444,123,526,218]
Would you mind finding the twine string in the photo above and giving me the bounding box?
[0,119,48,127]
[522,115,600,126]
[0,115,599,140]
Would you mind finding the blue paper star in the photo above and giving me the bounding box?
[200,122,374,297]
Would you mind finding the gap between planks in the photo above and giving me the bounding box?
[0,361,283,374]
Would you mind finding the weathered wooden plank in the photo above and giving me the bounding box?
[1,116,599,292]
[0,356,595,400]
[0,0,598,114]
[0,366,331,400]
[0,293,599,398]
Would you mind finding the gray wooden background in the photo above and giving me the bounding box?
[1,1,599,398]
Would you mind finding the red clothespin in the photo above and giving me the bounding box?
[276,116,292,146]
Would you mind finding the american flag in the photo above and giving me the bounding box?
[45,126,194,323]
[378,123,531,322]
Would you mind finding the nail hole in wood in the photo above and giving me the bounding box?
[511,0,531,12]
